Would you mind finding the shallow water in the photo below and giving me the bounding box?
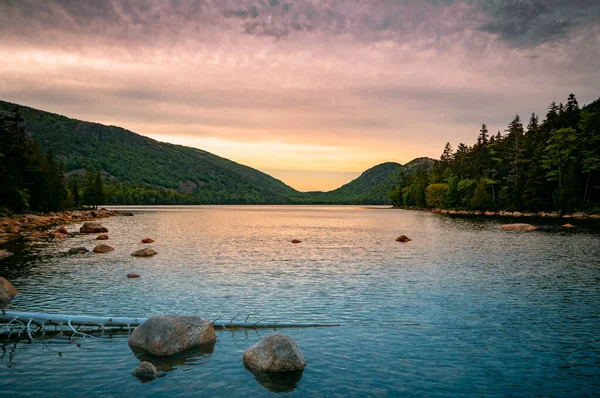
[1,206,599,396]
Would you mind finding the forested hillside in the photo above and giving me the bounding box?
[390,94,600,213]
[0,100,298,205]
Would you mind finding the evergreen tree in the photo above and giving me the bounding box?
[542,128,579,209]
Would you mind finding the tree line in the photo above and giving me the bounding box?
[389,94,600,213]
[0,107,105,214]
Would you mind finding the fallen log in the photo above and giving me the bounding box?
[0,311,339,339]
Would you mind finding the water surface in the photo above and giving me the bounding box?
[1,206,599,396]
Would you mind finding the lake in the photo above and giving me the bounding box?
[1,206,599,396]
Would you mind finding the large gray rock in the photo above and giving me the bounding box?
[128,316,216,356]
[132,361,159,379]
[243,333,307,372]
[499,223,537,232]
[80,222,108,234]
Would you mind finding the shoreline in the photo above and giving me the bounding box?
[0,208,126,255]
[404,207,600,221]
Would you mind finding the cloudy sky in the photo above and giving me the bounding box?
[1,0,599,191]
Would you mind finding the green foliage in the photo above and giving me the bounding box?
[0,100,298,205]
[0,107,69,212]
[426,184,448,208]
[470,181,492,210]
[388,94,600,213]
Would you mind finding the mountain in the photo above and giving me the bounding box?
[0,99,435,205]
[295,158,434,204]
[0,100,298,204]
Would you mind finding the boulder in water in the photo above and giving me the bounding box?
[395,235,412,242]
[128,315,216,356]
[132,361,159,379]
[243,333,307,372]
[55,226,68,234]
[93,244,115,253]
[80,222,108,234]
[0,277,18,302]
[96,234,109,240]
[68,247,89,255]
[131,248,157,257]
[499,223,536,232]
[141,238,154,244]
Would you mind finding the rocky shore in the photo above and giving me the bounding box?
[0,208,122,247]
[425,209,600,220]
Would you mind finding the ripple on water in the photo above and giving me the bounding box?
[1,206,599,396]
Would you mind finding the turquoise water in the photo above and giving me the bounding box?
[1,206,599,396]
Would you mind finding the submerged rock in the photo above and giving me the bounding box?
[395,235,412,242]
[80,222,108,234]
[141,238,155,244]
[93,244,115,253]
[0,250,13,260]
[68,247,89,255]
[499,223,537,232]
[96,234,109,240]
[243,333,307,372]
[121,212,134,217]
[128,315,216,356]
[127,273,141,278]
[132,361,159,380]
[131,248,157,257]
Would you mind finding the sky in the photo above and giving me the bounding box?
[0,0,599,191]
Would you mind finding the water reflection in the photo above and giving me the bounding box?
[130,342,215,372]
[245,364,304,393]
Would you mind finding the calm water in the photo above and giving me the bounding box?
[1,206,599,397]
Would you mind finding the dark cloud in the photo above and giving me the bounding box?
[476,0,600,46]
[1,0,597,48]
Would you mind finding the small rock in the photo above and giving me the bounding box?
[562,223,576,228]
[572,212,587,219]
[54,232,67,239]
[0,276,18,301]
[121,212,134,217]
[291,239,302,244]
[128,315,216,356]
[127,273,141,278]
[68,247,89,255]
[395,235,412,242]
[131,248,157,257]
[141,238,154,244]
[132,361,158,379]
[93,244,115,253]
[80,222,108,234]
[484,211,496,216]
[512,211,523,217]
[243,333,307,372]
[499,223,537,232]
[55,226,68,234]
[96,234,109,240]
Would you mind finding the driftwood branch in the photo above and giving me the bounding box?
[0,311,339,340]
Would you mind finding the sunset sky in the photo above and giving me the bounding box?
[1,0,599,191]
